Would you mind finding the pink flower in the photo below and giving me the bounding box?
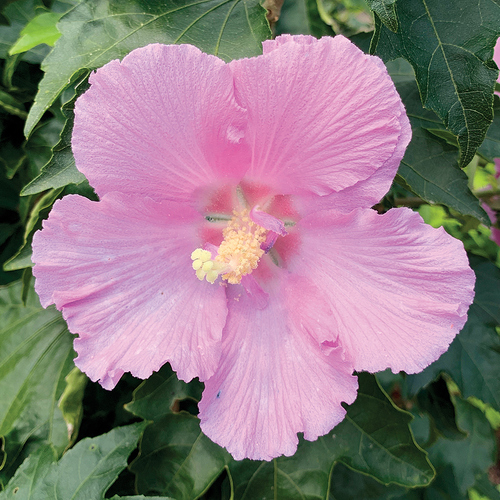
[32,35,475,461]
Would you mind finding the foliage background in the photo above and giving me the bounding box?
[0,0,500,498]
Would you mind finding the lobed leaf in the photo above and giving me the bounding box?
[32,422,148,500]
[397,126,488,224]
[373,0,500,167]
[24,0,271,136]
[390,76,488,223]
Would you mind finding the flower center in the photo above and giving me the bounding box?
[191,209,267,285]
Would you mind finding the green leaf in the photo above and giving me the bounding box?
[0,280,74,481]
[24,0,271,137]
[57,367,88,446]
[33,422,148,500]
[22,73,89,195]
[0,0,52,64]
[109,497,175,500]
[397,126,488,224]
[427,397,496,495]
[471,472,500,500]
[0,444,57,500]
[406,255,500,411]
[23,110,67,174]
[131,413,231,499]
[9,11,62,55]
[0,89,27,118]
[126,364,228,500]
[329,463,419,500]
[366,0,398,32]
[229,374,434,499]
[397,79,446,133]
[326,373,434,486]
[276,0,335,37]
[416,377,467,441]
[478,95,500,162]
[385,57,415,84]
[373,0,500,167]
[3,187,63,271]
[394,79,487,224]
[125,363,203,421]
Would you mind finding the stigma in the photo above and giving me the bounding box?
[191,209,267,285]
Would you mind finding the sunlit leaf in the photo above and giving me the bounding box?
[9,11,62,55]
[0,0,52,64]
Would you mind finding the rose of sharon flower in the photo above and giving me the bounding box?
[32,35,475,461]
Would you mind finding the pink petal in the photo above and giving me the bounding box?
[230,35,410,198]
[289,207,475,374]
[249,206,287,235]
[199,274,357,461]
[32,193,227,389]
[495,38,500,84]
[296,108,411,215]
[73,43,248,203]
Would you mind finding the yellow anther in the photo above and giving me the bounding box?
[192,259,203,271]
[206,270,218,284]
[202,261,214,272]
[191,248,203,260]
